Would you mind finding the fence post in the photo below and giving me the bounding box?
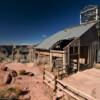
[54,75,57,92]
[53,75,57,100]
[43,65,45,83]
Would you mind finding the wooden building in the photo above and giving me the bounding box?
[35,5,100,75]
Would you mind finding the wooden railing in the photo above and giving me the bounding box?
[43,67,57,91]
[43,68,97,100]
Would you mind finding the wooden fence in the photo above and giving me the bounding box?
[43,67,56,91]
[43,68,97,100]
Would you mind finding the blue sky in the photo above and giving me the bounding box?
[0,0,100,44]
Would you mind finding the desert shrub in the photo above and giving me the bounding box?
[8,95,18,100]
[0,84,30,100]
[1,94,18,100]
[19,70,34,77]
[7,87,16,93]
[0,95,16,100]
[0,87,21,100]
[19,70,27,75]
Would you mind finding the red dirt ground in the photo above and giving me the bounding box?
[1,62,100,100]
[63,68,100,100]
[0,62,51,100]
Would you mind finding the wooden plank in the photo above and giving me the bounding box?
[45,74,55,82]
[56,83,80,100]
[51,50,65,54]
[43,80,55,89]
[44,76,55,86]
[39,51,50,56]
[52,53,63,57]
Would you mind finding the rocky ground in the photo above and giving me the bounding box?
[0,62,52,100]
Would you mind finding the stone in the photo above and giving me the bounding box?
[28,72,34,76]
[9,70,17,77]
[3,72,12,84]
[1,66,8,71]
[23,87,29,92]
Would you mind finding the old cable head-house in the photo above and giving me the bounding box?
[35,5,100,75]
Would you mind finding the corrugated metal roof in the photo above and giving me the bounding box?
[36,22,96,50]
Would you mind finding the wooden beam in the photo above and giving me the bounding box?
[50,52,53,71]
[78,40,80,71]
[39,51,50,56]
[63,51,66,73]
[67,46,70,66]
[51,52,63,57]
[51,50,65,54]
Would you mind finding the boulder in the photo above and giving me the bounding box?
[23,87,29,92]
[3,72,12,84]
[28,72,34,76]
[1,66,8,71]
[9,70,17,77]
[20,87,29,95]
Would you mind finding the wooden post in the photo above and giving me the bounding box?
[94,42,97,64]
[43,65,45,83]
[89,44,92,67]
[30,49,33,62]
[33,49,35,63]
[78,40,80,71]
[53,75,57,100]
[16,49,20,62]
[54,75,57,92]
[67,46,70,68]
[87,45,90,65]
[28,49,31,62]
[63,51,66,73]
[50,51,53,71]
[12,45,15,61]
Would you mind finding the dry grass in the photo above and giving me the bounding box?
[0,86,22,100]
[19,70,27,75]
